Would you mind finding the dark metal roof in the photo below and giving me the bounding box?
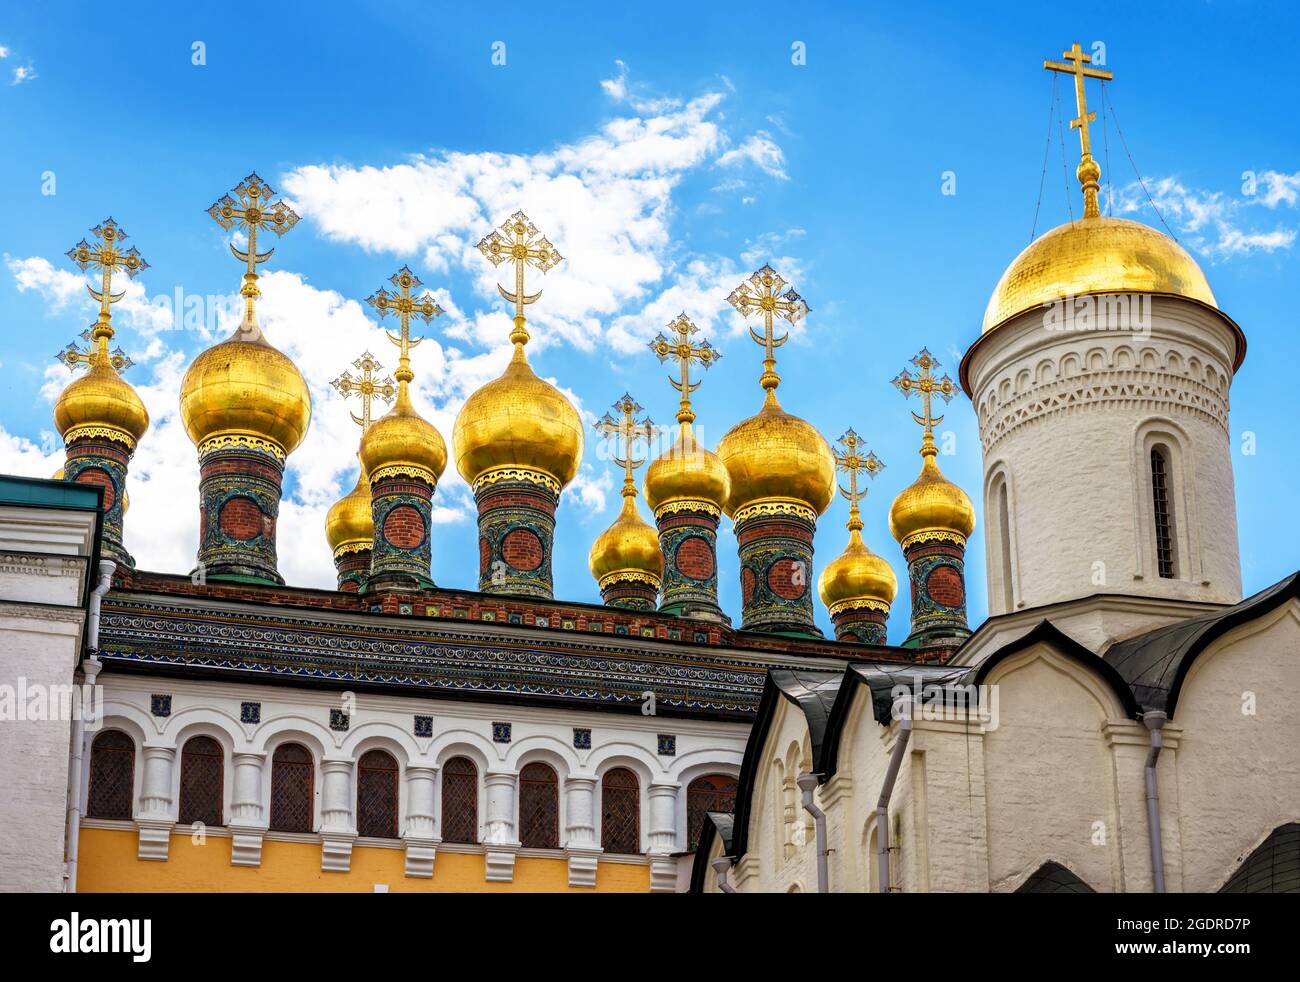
[769,668,845,764]
[1105,572,1300,715]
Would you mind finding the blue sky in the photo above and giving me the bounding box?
[1,1,1296,641]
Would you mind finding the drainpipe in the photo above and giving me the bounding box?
[796,772,828,893]
[1142,711,1168,893]
[64,559,114,894]
[710,855,737,894]
[876,693,913,893]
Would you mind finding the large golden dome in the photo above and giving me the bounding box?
[453,345,584,490]
[818,529,897,615]
[715,392,835,517]
[644,423,729,515]
[325,466,373,556]
[589,492,663,589]
[889,444,976,548]
[180,324,311,456]
[54,359,149,448]
[359,384,447,483]
[982,216,1217,335]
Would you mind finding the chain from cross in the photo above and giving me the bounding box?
[365,267,443,384]
[726,264,809,394]
[891,348,957,443]
[477,210,563,347]
[832,428,885,531]
[206,173,300,324]
[65,218,149,350]
[1044,42,1114,219]
[331,351,397,432]
[595,394,656,493]
[648,312,722,425]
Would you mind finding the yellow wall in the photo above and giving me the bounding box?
[77,828,651,893]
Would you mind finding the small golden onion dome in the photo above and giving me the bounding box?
[179,324,311,456]
[715,392,835,517]
[54,359,149,448]
[643,423,729,515]
[818,529,897,615]
[588,491,663,589]
[453,345,584,490]
[358,383,447,483]
[889,443,976,548]
[325,466,373,556]
[982,216,1218,335]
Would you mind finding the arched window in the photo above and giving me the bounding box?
[996,479,1014,611]
[86,729,135,819]
[1220,823,1300,893]
[518,761,560,849]
[601,767,640,855]
[269,742,314,833]
[441,756,478,844]
[1150,446,1177,578]
[356,749,400,839]
[686,774,738,851]
[178,735,224,827]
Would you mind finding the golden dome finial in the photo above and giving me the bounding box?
[831,428,886,532]
[1044,42,1114,220]
[595,394,656,499]
[590,394,663,599]
[648,312,723,426]
[326,352,397,561]
[726,263,809,398]
[476,210,563,349]
[819,429,897,620]
[330,350,397,433]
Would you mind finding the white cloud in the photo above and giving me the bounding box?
[1253,170,1300,209]
[716,130,789,180]
[564,466,614,520]
[11,64,35,85]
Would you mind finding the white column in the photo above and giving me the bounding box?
[647,782,681,893]
[483,770,519,882]
[136,745,175,861]
[403,765,439,878]
[563,775,601,888]
[319,757,356,873]
[228,751,266,868]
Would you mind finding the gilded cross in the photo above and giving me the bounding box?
[832,428,885,532]
[365,267,443,385]
[648,312,722,425]
[477,210,563,347]
[331,351,397,432]
[891,348,957,445]
[65,218,149,348]
[55,326,133,375]
[595,394,656,494]
[1044,42,1113,219]
[206,173,300,326]
[726,264,808,394]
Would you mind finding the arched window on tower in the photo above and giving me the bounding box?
[1150,446,1177,578]
[518,761,560,849]
[177,735,224,827]
[269,742,314,833]
[601,767,641,855]
[686,774,738,851]
[996,479,1014,611]
[356,749,400,839]
[86,729,135,820]
[440,756,478,844]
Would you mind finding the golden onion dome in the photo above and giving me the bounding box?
[889,443,976,548]
[358,383,447,484]
[588,491,663,589]
[982,216,1218,335]
[643,422,730,515]
[179,323,311,457]
[54,359,149,448]
[715,392,835,518]
[818,529,898,615]
[453,345,583,490]
[324,466,373,556]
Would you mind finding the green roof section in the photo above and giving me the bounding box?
[0,474,103,512]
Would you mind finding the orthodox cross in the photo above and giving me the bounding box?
[365,267,443,386]
[59,219,148,372]
[595,394,656,494]
[891,348,957,448]
[648,312,721,425]
[206,173,300,325]
[476,210,563,347]
[726,264,808,394]
[1044,42,1113,218]
[832,428,885,532]
[331,351,397,433]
